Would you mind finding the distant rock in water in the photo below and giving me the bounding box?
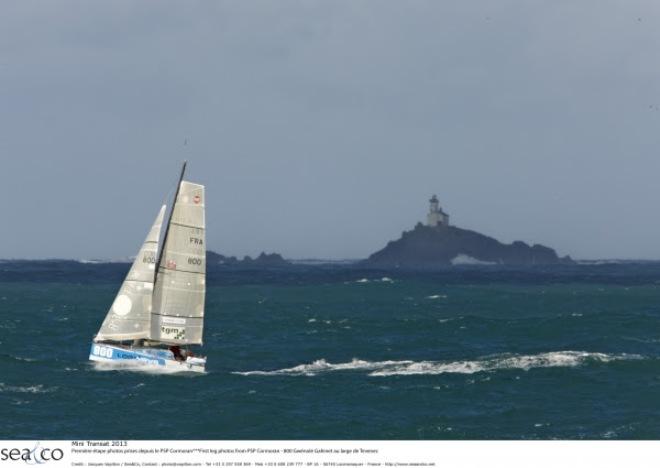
[206,250,291,267]
[364,223,572,268]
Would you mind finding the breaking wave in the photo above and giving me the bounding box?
[91,361,206,376]
[451,254,497,266]
[13,356,38,362]
[235,358,413,376]
[234,351,643,377]
[0,383,57,394]
[353,277,395,284]
[0,354,41,363]
[369,351,641,376]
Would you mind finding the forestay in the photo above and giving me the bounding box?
[151,181,206,345]
[94,205,166,342]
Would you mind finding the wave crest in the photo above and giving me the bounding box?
[235,351,642,377]
[235,358,414,376]
[91,361,206,376]
[0,383,57,394]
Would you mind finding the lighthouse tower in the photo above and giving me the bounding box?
[427,195,449,227]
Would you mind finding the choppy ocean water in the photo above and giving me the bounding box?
[2,261,660,439]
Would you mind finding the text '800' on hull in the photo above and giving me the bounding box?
[88,162,207,374]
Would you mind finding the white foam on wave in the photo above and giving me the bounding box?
[451,254,496,266]
[13,356,37,362]
[437,317,459,323]
[11,400,31,406]
[91,361,206,376]
[623,336,660,344]
[77,257,134,264]
[370,351,641,376]
[0,383,57,394]
[235,351,643,377]
[354,277,395,284]
[234,358,415,376]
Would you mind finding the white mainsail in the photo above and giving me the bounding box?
[151,181,206,345]
[94,205,166,342]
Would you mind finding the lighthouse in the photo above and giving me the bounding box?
[427,195,449,227]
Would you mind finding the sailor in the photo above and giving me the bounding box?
[169,345,184,361]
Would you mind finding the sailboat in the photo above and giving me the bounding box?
[89,162,207,373]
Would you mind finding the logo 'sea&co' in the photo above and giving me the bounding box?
[1,442,64,464]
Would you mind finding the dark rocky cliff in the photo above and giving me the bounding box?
[206,250,291,267]
[364,223,572,268]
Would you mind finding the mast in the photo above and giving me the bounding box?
[154,161,187,283]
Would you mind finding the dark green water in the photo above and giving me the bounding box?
[2,262,660,439]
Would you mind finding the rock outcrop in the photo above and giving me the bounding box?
[363,223,572,268]
[206,250,290,267]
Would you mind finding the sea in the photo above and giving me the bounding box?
[2,260,660,440]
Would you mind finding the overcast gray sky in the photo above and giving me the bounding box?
[2,1,660,260]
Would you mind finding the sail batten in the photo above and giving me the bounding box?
[150,181,206,345]
[94,205,166,343]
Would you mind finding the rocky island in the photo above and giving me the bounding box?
[363,196,572,268]
[206,250,291,267]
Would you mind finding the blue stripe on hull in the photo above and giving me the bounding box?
[89,343,206,373]
[89,343,167,366]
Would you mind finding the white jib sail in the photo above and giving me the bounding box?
[151,181,206,345]
[94,205,167,342]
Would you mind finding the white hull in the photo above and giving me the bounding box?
[89,343,206,374]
